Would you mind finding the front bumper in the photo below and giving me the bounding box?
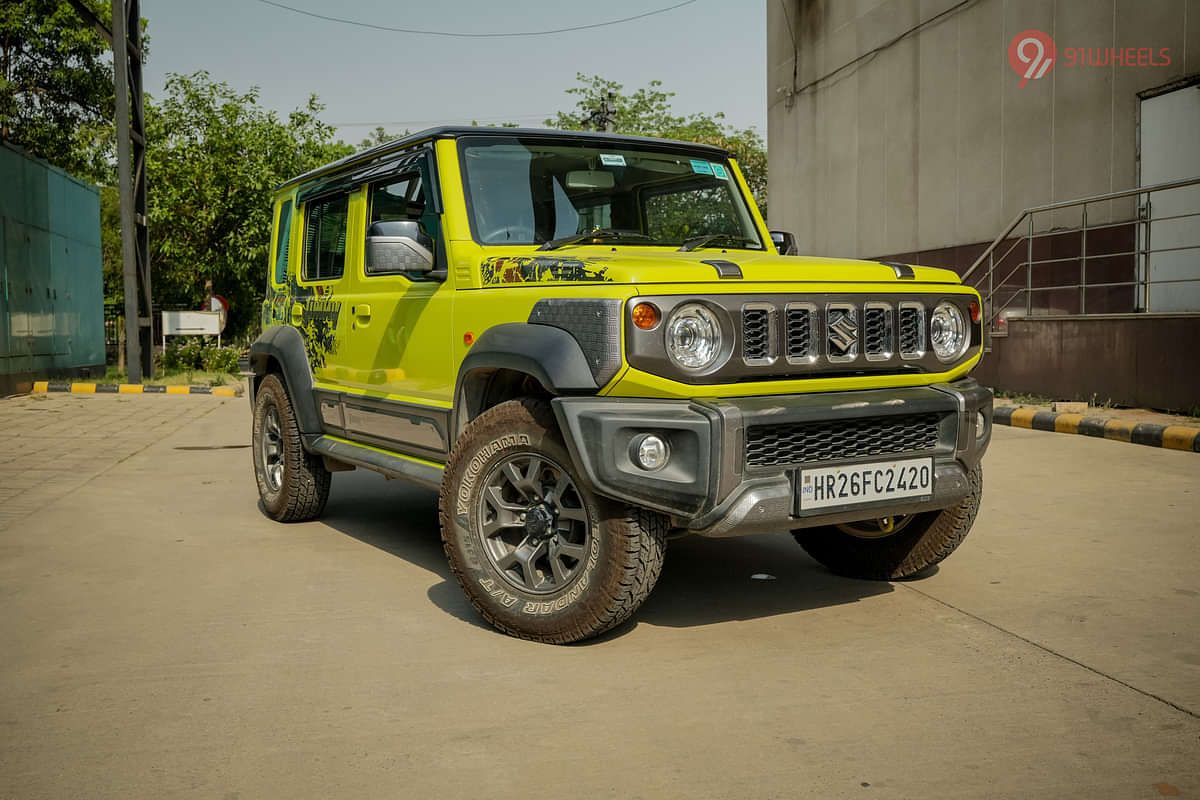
[552,378,992,537]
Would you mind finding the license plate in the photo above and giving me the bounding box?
[797,458,933,511]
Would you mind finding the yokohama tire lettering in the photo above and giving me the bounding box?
[455,434,531,518]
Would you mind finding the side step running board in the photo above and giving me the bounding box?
[306,435,444,490]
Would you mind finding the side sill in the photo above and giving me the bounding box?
[306,434,445,491]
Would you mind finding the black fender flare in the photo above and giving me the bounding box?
[248,325,323,434]
[450,323,599,440]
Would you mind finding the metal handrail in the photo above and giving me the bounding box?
[958,176,1200,336]
[961,176,1200,282]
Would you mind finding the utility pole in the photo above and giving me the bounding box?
[67,0,152,380]
[583,92,616,133]
[111,0,151,379]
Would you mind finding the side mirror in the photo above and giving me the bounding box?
[770,230,798,256]
[366,220,434,274]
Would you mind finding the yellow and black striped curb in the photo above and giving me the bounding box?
[32,381,241,398]
[994,405,1199,452]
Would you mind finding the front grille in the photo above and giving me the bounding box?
[864,305,892,359]
[736,298,933,372]
[899,304,924,358]
[785,306,814,361]
[745,412,943,468]
[742,308,770,362]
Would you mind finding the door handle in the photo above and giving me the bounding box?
[353,304,372,321]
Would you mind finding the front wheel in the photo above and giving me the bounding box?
[793,463,983,580]
[438,398,666,644]
[252,373,331,522]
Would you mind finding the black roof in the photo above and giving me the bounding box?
[279,125,732,191]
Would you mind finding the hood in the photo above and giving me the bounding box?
[478,249,963,287]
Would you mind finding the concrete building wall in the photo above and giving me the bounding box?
[766,0,1200,264]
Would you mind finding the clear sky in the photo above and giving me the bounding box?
[139,0,767,145]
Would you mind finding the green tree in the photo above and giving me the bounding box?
[0,0,119,182]
[100,184,122,301]
[357,125,407,150]
[545,74,767,214]
[143,71,352,337]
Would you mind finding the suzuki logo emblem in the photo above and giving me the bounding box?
[827,309,858,356]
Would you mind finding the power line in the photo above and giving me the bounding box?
[773,0,975,108]
[253,0,698,38]
[332,114,558,128]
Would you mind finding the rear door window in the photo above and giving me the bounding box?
[303,193,349,281]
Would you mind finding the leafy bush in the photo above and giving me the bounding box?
[161,337,239,374]
[163,336,206,370]
[201,346,241,374]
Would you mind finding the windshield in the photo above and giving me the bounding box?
[458,136,765,250]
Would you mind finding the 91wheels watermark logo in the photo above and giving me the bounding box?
[1009,29,1172,87]
[1009,30,1056,87]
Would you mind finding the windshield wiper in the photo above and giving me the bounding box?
[538,228,658,251]
[677,234,756,252]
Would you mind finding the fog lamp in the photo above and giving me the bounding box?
[631,434,669,471]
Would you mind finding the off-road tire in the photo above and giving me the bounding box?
[438,398,667,644]
[252,373,331,522]
[793,463,983,580]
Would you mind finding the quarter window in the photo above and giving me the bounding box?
[273,199,292,285]
[303,194,349,281]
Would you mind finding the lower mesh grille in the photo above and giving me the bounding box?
[745,413,944,468]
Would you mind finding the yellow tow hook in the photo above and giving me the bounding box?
[877,516,895,534]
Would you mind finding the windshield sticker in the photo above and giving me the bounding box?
[690,159,714,176]
[599,154,626,167]
[480,255,612,286]
[711,163,729,180]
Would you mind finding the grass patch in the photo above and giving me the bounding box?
[103,367,241,387]
[993,390,1056,406]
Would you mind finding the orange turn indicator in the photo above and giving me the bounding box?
[631,303,660,330]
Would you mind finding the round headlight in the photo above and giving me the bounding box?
[665,303,722,371]
[930,302,968,362]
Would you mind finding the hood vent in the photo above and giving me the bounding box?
[702,259,743,279]
[878,261,916,280]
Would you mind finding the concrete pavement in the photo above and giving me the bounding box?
[1,393,1198,799]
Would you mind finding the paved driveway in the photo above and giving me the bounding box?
[1,393,1198,798]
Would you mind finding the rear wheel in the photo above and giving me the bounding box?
[439,398,667,644]
[793,463,982,580]
[252,373,330,522]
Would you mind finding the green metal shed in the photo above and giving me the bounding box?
[1,141,105,394]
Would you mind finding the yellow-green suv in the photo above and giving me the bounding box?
[249,127,991,643]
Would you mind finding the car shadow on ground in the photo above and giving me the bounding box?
[318,470,894,637]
